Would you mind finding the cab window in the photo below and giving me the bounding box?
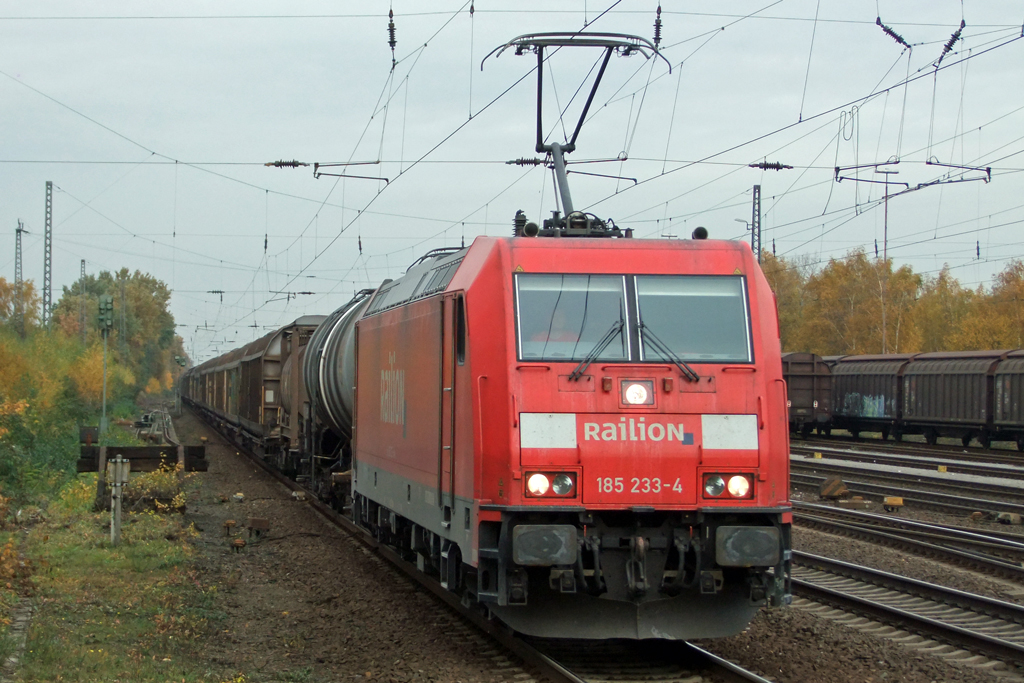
[516,274,628,362]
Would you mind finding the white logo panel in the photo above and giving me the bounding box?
[701,414,758,450]
[520,413,578,449]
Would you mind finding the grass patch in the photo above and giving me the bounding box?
[18,476,228,682]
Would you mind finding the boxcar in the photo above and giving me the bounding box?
[901,350,1011,447]
[993,350,1024,450]
[781,352,831,436]
[830,354,915,439]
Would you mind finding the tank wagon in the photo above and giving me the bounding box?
[780,352,831,436]
[181,230,793,640]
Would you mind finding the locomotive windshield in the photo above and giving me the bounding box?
[636,275,752,362]
[516,274,628,361]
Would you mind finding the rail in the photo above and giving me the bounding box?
[793,501,1024,580]
[792,550,1024,664]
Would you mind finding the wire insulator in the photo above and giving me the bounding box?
[748,161,793,171]
[875,16,910,49]
[943,21,964,54]
[358,236,363,255]
[388,9,397,68]
[506,157,543,166]
[653,4,663,48]
[937,20,965,66]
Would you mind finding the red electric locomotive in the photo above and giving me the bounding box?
[345,227,791,640]
[182,31,791,640]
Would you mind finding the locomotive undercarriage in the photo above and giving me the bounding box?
[353,491,791,640]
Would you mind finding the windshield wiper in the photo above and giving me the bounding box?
[639,323,700,383]
[569,319,624,381]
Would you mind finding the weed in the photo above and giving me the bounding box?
[17,477,224,682]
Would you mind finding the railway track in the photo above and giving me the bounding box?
[792,443,1024,481]
[790,471,1024,517]
[182,407,772,683]
[792,550,1024,667]
[793,501,1024,580]
[791,457,1024,507]
[800,433,1024,457]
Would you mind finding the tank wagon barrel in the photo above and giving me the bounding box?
[303,290,374,440]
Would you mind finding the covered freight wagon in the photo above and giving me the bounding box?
[901,350,1010,447]
[830,354,915,439]
[781,352,831,436]
[994,350,1024,450]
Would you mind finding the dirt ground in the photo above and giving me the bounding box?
[179,409,1020,683]
[176,409,521,683]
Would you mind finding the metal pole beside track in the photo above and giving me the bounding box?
[101,329,109,434]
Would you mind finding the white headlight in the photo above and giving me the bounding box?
[624,383,649,405]
[527,473,550,496]
[727,475,751,497]
[704,475,725,497]
[552,474,574,496]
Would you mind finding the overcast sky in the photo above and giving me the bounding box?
[2,1,1022,361]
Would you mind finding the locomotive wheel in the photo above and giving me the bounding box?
[925,429,938,446]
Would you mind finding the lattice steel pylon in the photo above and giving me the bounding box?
[14,220,25,337]
[80,259,87,345]
[42,181,53,328]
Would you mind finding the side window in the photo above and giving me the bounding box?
[456,295,466,365]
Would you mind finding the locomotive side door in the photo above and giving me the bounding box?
[439,294,457,524]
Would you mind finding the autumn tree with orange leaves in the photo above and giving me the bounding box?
[765,249,1024,355]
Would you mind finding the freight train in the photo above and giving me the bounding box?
[781,351,1024,450]
[181,227,793,640]
[180,30,792,640]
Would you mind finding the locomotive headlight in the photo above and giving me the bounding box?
[704,475,726,497]
[526,473,550,496]
[552,474,574,496]
[727,475,751,498]
[622,380,654,405]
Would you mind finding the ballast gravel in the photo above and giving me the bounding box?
[178,409,1022,682]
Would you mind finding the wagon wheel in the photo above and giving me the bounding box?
[892,429,903,443]
[800,423,813,439]
[850,429,861,439]
[1017,437,1024,453]
[925,429,938,446]
[980,433,993,450]
[961,434,973,448]
[880,425,890,440]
